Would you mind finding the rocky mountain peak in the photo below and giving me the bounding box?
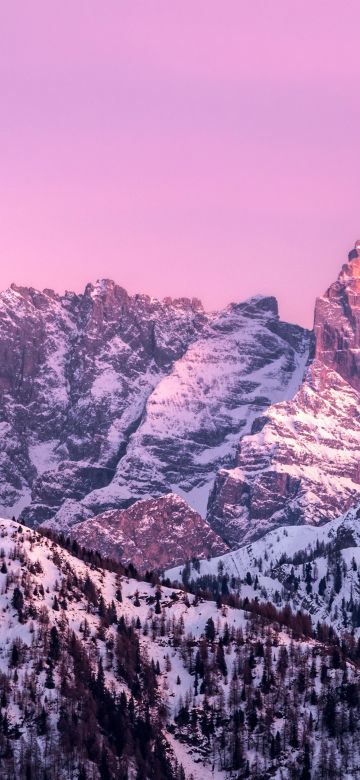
[0,268,319,559]
[314,243,360,390]
[235,295,279,318]
[83,279,129,315]
[207,244,360,547]
[8,283,61,310]
[163,295,204,312]
[69,492,229,572]
[84,278,128,303]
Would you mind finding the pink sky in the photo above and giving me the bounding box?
[1,1,360,327]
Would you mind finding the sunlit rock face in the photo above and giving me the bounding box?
[207,362,360,546]
[314,249,360,391]
[68,493,229,572]
[208,246,360,547]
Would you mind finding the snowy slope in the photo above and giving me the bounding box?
[0,517,359,778]
[208,360,360,546]
[0,516,237,778]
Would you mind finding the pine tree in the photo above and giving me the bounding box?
[49,625,60,662]
[300,742,311,780]
[12,586,24,619]
[45,664,55,689]
[154,590,162,615]
[216,641,227,677]
[205,617,215,641]
[10,642,19,668]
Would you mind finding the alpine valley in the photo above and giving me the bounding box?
[1,244,360,779]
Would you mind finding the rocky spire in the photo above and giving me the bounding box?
[314,242,360,391]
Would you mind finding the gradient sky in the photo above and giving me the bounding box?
[1,1,360,327]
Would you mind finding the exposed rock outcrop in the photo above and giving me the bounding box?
[69,493,229,572]
[314,251,360,390]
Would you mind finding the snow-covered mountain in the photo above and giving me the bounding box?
[0,281,206,526]
[1,516,360,779]
[75,297,309,521]
[207,246,360,546]
[0,281,309,539]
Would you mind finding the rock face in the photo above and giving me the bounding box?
[208,247,360,546]
[314,250,360,390]
[69,493,229,572]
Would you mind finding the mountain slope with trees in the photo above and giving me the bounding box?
[0,517,359,778]
[167,503,360,639]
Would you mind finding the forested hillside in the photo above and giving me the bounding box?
[0,519,359,778]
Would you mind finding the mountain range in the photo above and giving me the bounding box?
[0,244,359,572]
[2,243,360,779]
